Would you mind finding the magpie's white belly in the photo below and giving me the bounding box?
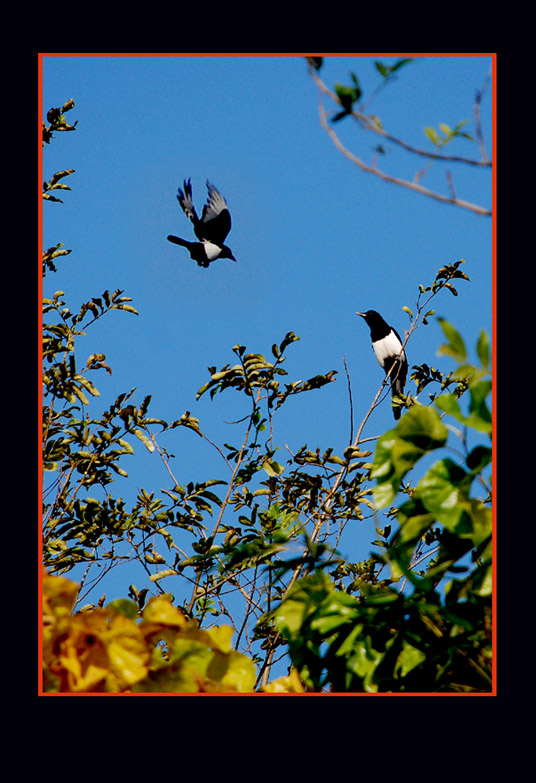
[373,333,405,368]
[202,240,222,260]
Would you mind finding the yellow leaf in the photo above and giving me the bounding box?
[206,625,234,653]
[207,650,257,693]
[141,596,187,628]
[42,570,80,673]
[42,569,79,614]
[56,611,111,692]
[104,615,150,689]
[262,669,305,693]
[71,610,148,692]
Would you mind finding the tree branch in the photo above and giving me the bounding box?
[309,66,492,217]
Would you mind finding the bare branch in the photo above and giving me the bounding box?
[474,71,492,163]
[309,65,492,217]
[318,101,491,216]
[342,355,354,444]
[310,67,492,167]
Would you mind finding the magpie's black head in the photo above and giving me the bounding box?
[356,310,383,327]
[220,245,236,262]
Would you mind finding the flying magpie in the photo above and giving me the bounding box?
[356,310,408,420]
[167,178,236,268]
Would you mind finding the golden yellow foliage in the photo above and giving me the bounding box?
[42,571,258,694]
[261,669,305,693]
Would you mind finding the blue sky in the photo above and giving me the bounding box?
[41,54,493,641]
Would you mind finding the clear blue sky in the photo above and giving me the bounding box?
[41,54,493,631]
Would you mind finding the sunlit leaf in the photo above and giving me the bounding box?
[372,406,448,508]
[133,429,155,452]
[437,317,467,362]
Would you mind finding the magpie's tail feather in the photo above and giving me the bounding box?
[392,377,405,399]
[167,235,190,248]
[392,383,403,420]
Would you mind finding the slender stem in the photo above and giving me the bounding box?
[474,72,491,164]
[342,355,354,444]
[310,67,492,168]
[318,100,491,216]
[309,68,491,216]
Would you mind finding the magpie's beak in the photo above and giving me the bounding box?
[356,312,365,318]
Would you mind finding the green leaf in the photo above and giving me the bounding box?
[468,380,492,434]
[415,460,492,549]
[196,380,213,399]
[42,193,65,203]
[375,62,388,78]
[263,459,284,478]
[476,330,490,368]
[395,642,426,678]
[334,82,360,109]
[416,458,470,530]
[109,464,128,477]
[425,127,440,146]
[75,375,100,397]
[332,78,361,121]
[106,598,139,619]
[71,385,89,405]
[372,406,448,509]
[435,381,492,436]
[117,438,134,454]
[374,57,413,79]
[149,569,178,582]
[280,331,300,353]
[45,168,76,187]
[434,392,464,422]
[133,428,155,452]
[466,445,492,474]
[437,317,467,362]
[114,304,139,315]
[275,571,334,639]
[396,498,435,544]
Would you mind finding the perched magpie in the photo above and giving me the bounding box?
[356,310,408,420]
[167,178,236,268]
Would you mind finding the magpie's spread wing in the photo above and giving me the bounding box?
[198,181,232,244]
[177,179,200,226]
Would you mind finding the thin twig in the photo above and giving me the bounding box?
[400,545,441,593]
[474,71,491,163]
[309,67,491,216]
[342,355,354,444]
[146,429,179,486]
[318,101,491,216]
[310,67,492,168]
